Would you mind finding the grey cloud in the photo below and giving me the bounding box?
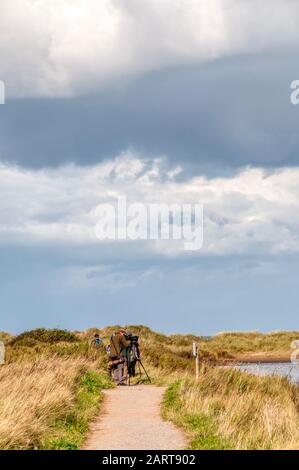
[1,53,298,173]
[1,0,299,97]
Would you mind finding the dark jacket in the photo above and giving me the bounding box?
[109,333,130,358]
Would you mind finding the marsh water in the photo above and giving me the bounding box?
[235,362,299,384]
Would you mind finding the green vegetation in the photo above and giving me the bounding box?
[162,367,299,450]
[9,328,78,347]
[163,381,233,449]
[5,328,98,363]
[44,371,113,450]
[1,325,299,450]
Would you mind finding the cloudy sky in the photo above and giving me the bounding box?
[0,0,299,334]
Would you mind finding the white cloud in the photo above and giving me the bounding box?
[1,0,298,97]
[0,152,299,256]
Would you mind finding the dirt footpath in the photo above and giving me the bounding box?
[84,385,187,450]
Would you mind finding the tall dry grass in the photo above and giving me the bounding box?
[164,366,299,450]
[2,325,299,450]
[0,357,100,449]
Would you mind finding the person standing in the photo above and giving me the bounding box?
[109,328,130,384]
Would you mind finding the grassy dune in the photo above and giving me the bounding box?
[0,325,298,450]
[202,331,299,362]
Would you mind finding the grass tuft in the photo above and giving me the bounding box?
[162,367,299,450]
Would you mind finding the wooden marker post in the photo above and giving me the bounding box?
[192,342,199,380]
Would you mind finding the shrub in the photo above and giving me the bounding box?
[9,328,78,347]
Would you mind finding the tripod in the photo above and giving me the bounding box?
[137,358,151,383]
[125,339,151,385]
[126,357,151,385]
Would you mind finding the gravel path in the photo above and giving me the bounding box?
[84,385,187,450]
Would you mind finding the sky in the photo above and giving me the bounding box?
[0,0,299,334]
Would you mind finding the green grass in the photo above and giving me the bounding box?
[43,371,113,450]
[162,367,299,450]
[163,381,233,450]
[3,325,299,450]
[186,414,232,450]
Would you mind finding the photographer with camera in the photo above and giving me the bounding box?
[109,328,130,385]
[109,328,151,385]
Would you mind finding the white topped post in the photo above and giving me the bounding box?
[192,342,199,380]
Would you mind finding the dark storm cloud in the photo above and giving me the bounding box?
[0,52,298,175]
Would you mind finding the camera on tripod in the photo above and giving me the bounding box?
[123,332,151,384]
[125,334,139,344]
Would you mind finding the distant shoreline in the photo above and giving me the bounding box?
[222,354,292,365]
